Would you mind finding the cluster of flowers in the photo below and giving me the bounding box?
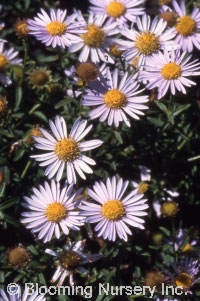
[1,0,200,300]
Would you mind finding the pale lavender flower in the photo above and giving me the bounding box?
[80,176,149,242]
[27,9,85,48]
[31,116,103,184]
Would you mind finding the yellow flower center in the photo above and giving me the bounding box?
[145,271,165,289]
[182,243,193,253]
[161,62,182,80]
[26,125,43,144]
[109,43,124,57]
[106,1,126,18]
[138,182,149,194]
[0,96,7,113]
[159,11,177,27]
[135,32,160,55]
[46,21,67,36]
[161,201,178,217]
[176,16,196,36]
[31,127,42,137]
[55,138,80,161]
[76,62,99,82]
[30,70,50,86]
[60,251,81,270]
[8,246,30,268]
[45,202,67,222]
[101,199,125,220]
[104,89,126,109]
[0,54,9,72]
[159,0,172,5]
[14,19,29,37]
[81,25,105,47]
[175,272,193,290]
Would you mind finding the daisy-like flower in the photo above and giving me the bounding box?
[89,0,145,26]
[172,0,200,52]
[83,68,149,127]
[69,11,119,64]
[153,189,179,218]
[65,63,107,98]
[7,244,31,268]
[14,18,29,38]
[45,239,102,286]
[80,176,149,242]
[0,41,22,85]
[21,180,84,243]
[31,116,103,183]
[139,49,200,99]
[172,257,200,293]
[132,166,151,194]
[0,286,45,301]
[116,14,177,66]
[27,9,85,48]
[28,67,52,89]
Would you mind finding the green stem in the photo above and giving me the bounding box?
[22,38,28,84]
[188,154,200,162]
[21,160,31,179]
[57,47,64,70]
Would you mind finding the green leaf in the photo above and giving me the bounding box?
[114,131,123,144]
[0,183,6,198]
[28,245,39,256]
[173,104,191,117]
[0,200,17,210]
[159,226,170,236]
[37,55,58,63]
[154,101,169,115]
[15,86,23,110]
[33,111,48,122]
[147,117,165,127]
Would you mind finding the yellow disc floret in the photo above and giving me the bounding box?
[175,272,193,290]
[161,62,182,80]
[106,1,126,18]
[161,201,178,217]
[14,18,29,37]
[145,271,165,289]
[46,202,67,222]
[159,0,172,6]
[55,138,80,161]
[0,54,9,72]
[101,199,125,220]
[29,68,51,87]
[182,243,193,253]
[138,182,149,194]
[0,96,7,113]
[81,25,105,47]
[159,11,177,27]
[109,43,124,57]
[46,21,67,36]
[176,16,196,36]
[8,246,30,268]
[135,32,160,55]
[76,62,99,82]
[26,125,43,144]
[104,89,126,109]
[60,250,81,270]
